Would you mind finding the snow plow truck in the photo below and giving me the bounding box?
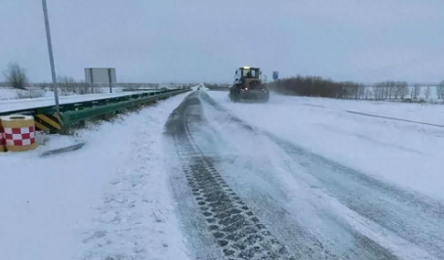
[229,66,269,102]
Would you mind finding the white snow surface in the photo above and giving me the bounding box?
[207,91,444,202]
[2,89,443,260]
[0,90,157,113]
[0,88,22,100]
[0,93,190,260]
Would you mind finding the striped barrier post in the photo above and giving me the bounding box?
[0,119,5,152]
[0,115,38,152]
[34,113,63,132]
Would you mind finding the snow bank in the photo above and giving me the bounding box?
[0,87,129,102]
[208,91,444,202]
[0,91,156,113]
[0,88,22,100]
[0,93,190,260]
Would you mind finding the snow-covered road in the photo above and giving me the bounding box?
[207,91,444,202]
[164,91,444,259]
[1,90,443,260]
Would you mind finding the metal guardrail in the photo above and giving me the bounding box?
[0,88,190,131]
[0,88,186,116]
[61,89,190,128]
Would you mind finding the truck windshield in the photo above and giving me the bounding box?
[242,68,259,78]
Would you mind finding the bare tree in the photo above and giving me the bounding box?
[58,76,77,94]
[424,86,431,100]
[402,82,409,99]
[372,85,381,100]
[411,84,421,100]
[374,81,396,99]
[57,76,99,95]
[394,81,408,99]
[3,62,28,89]
[437,81,444,103]
[357,84,366,99]
[387,81,395,99]
[364,88,372,100]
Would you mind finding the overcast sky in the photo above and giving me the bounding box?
[1,0,444,83]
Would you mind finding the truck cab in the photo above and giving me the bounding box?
[230,66,269,102]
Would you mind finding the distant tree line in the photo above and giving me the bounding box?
[0,62,165,96]
[55,76,102,95]
[266,76,368,99]
[266,76,444,103]
[372,81,409,100]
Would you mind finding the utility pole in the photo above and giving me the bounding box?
[108,68,113,93]
[42,0,60,114]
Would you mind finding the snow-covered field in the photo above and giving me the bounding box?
[0,88,28,100]
[0,93,190,260]
[208,91,444,202]
[0,87,127,101]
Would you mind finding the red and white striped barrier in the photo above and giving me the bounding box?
[0,120,5,152]
[0,115,38,152]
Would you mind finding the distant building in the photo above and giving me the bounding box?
[272,71,279,81]
[84,68,116,84]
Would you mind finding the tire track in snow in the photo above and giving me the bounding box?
[166,92,295,260]
[267,135,444,260]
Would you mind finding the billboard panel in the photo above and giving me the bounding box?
[85,68,116,84]
[272,71,279,81]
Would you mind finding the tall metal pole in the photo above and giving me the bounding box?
[42,0,60,114]
[107,68,113,93]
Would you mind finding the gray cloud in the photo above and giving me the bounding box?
[1,0,444,83]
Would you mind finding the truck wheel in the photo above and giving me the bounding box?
[233,90,240,102]
[229,91,235,102]
[230,89,240,102]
